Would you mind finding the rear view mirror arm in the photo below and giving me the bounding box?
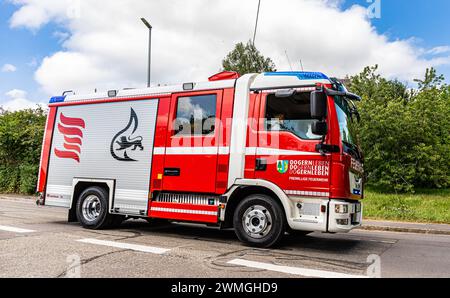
[324,88,361,101]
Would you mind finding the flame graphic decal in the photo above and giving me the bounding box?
[110,108,144,162]
[54,113,85,163]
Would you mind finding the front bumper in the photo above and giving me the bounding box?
[328,200,362,233]
[285,197,362,233]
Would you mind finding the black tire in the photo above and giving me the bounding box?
[76,186,113,229]
[233,194,285,248]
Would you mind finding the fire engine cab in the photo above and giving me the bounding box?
[37,71,364,247]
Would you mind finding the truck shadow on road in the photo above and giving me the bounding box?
[111,219,364,254]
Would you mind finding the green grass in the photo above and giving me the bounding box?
[363,188,450,224]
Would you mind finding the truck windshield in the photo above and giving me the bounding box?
[334,96,361,159]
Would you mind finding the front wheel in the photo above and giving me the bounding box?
[233,194,285,248]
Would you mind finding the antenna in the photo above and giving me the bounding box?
[252,0,261,46]
[285,50,293,71]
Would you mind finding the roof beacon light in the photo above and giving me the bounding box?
[208,71,240,81]
[183,83,195,91]
[265,71,329,81]
[108,90,118,97]
[49,96,66,104]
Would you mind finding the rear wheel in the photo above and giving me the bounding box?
[233,194,285,248]
[76,186,115,229]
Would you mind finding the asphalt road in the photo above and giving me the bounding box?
[1,197,449,278]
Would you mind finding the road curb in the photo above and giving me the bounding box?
[357,225,450,236]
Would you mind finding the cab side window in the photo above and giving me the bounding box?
[174,94,217,136]
[265,92,321,140]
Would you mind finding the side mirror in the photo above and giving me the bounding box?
[310,91,328,119]
[174,124,184,135]
[312,121,328,136]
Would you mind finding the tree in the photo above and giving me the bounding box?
[0,108,47,194]
[347,66,450,192]
[222,40,276,74]
[414,67,445,91]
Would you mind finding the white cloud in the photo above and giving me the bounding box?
[53,30,70,43]
[5,89,27,99]
[427,46,450,55]
[8,0,450,96]
[2,89,46,111]
[1,64,17,73]
[9,0,72,30]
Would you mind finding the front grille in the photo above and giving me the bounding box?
[300,203,321,216]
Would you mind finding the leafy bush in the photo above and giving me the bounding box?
[348,66,450,192]
[19,163,40,194]
[0,108,46,194]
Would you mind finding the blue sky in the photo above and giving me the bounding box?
[0,0,449,108]
[342,0,450,80]
[0,1,60,104]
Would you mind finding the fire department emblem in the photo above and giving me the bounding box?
[110,108,144,162]
[277,160,289,174]
[54,113,85,163]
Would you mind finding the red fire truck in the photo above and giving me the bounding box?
[37,71,364,247]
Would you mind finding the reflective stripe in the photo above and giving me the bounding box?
[285,190,330,197]
[151,207,217,216]
[153,147,165,155]
[250,147,322,156]
[47,184,72,195]
[153,147,229,155]
[152,147,319,156]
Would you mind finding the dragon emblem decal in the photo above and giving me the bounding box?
[110,108,144,162]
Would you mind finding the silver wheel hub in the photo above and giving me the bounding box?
[82,195,102,222]
[242,205,272,239]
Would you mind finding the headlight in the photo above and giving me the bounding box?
[335,204,348,214]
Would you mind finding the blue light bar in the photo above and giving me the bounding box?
[264,71,330,80]
[49,96,66,104]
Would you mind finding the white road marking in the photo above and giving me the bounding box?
[227,259,368,278]
[368,239,396,244]
[77,238,170,254]
[0,225,35,233]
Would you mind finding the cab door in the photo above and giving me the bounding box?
[254,91,332,197]
[162,90,223,194]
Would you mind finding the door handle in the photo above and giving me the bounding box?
[255,158,267,171]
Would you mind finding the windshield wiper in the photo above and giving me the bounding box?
[343,141,362,160]
[346,98,361,122]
